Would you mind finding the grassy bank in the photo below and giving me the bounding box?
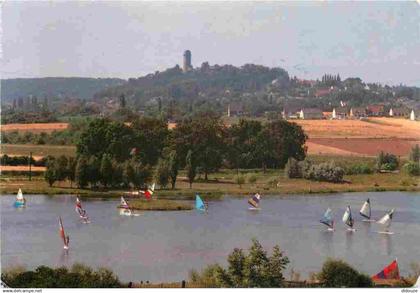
[120,199,193,211]
[1,168,418,199]
[1,144,76,158]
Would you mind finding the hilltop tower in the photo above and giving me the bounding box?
[183,50,193,72]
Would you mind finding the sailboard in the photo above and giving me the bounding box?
[372,259,400,280]
[320,208,334,231]
[14,188,26,207]
[360,198,375,222]
[248,193,261,210]
[376,209,395,234]
[141,183,155,200]
[195,194,207,212]
[59,217,70,250]
[342,205,356,232]
[119,196,139,217]
[75,197,90,223]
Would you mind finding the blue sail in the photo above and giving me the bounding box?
[320,208,334,228]
[195,194,206,211]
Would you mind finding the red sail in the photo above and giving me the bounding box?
[372,259,400,280]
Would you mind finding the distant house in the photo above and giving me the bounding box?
[389,107,410,118]
[349,107,367,118]
[315,88,333,98]
[366,104,385,116]
[299,108,324,120]
[282,105,301,119]
[332,107,349,119]
[227,102,245,117]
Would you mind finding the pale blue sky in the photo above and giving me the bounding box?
[2,1,419,85]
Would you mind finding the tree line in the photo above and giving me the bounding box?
[44,115,306,189]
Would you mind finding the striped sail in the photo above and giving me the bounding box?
[377,209,394,227]
[320,208,334,228]
[59,217,69,248]
[120,196,129,209]
[248,193,261,208]
[342,206,354,228]
[16,189,24,201]
[195,194,206,211]
[360,199,371,219]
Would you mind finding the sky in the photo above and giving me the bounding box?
[1,1,420,85]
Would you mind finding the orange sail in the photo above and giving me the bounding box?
[59,217,69,248]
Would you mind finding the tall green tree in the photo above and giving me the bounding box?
[172,114,226,180]
[410,144,420,163]
[131,117,170,165]
[124,159,152,189]
[75,156,89,188]
[185,150,196,188]
[66,157,77,188]
[168,150,179,189]
[44,158,57,187]
[155,158,170,189]
[100,154,113,187]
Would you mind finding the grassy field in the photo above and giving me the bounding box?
[120,199,193,211]
[1,166,418,199]
[1,144,76,157]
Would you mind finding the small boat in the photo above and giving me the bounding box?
[360,198,375,222]
[14,188,26,207]
[195,194,207,212]
[342,205,356,232]
[376,209,395,234]
[320,208,334,231]
[119,196,139,217]
[75,197,90,223]
[248,193,261,210]
[59,217,70,250]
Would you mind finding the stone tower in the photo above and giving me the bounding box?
[183,50,192,72]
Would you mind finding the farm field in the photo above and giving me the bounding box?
[1,122,69,133]
[1,144,76,157]
[1,118,419,157]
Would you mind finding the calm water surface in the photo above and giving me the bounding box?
[1,192,419,282]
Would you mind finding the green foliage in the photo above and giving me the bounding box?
[376,151,399,171]
[1,263,123,288]
[285,158,301,178]
[317,259,373,288]
[100,154,114,187]
[189,239,289,288]
[172,114,226,180]
[303,161,344,183]
[123,159,152,189]
[247,174,257,184]
[345,163,373,175]
[131,117,169,165]
[409,144,420,163]
[235,175,245,188]
[44,158,57,187]
[403,161,420,176]
[167,150,179,189]
[155,158,171,189]
[185,150,196,188]
[75,157,89,188]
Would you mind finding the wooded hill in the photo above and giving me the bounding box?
[1,77,126,102]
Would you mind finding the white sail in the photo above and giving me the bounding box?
[360,199,371,219]
[320,208,334,228]
[120,196,129,208]
[342,206,354,228]
[150,183,155,192]
[377,209,394,227]
[16,189,24,200]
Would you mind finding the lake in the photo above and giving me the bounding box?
[1,192,419,283]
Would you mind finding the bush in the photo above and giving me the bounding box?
[189,239,289,288]
[302,161,344,183]
[247,174,257,184]
[1,264,123,288]
[403,162,420,176]
[376,151,399,171]
[285,158,302,178]
[155,158,171,189]
[235,175,245,188]
[345,163,373,175]
[317,259,373,288]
